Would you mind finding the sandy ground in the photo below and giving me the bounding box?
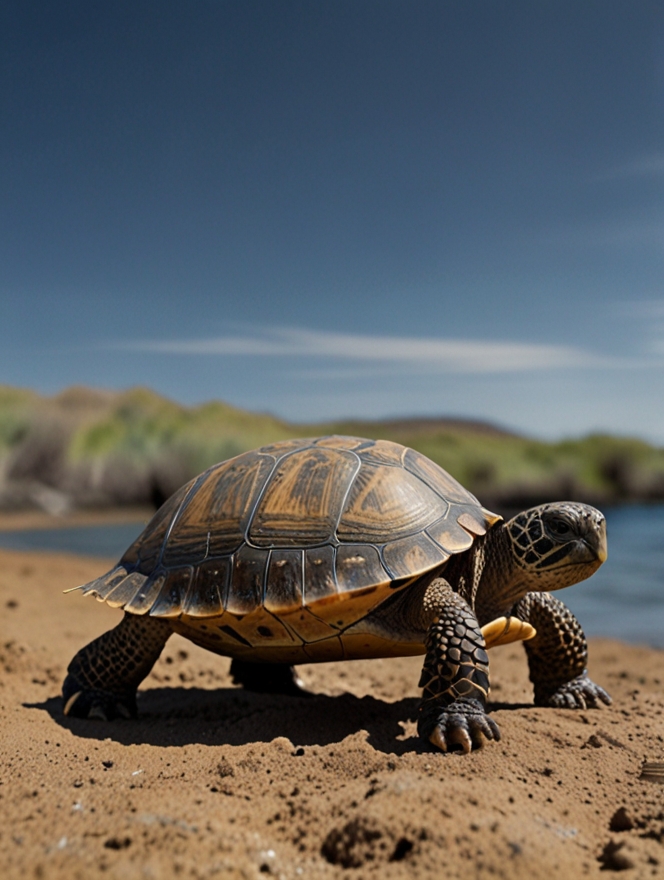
[1,547,663,880]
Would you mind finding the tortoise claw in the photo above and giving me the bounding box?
[62,673,137,721]
[63,691,83,717]
[542,675,612,710]
[421,697,501,754]
[87,705,108,721]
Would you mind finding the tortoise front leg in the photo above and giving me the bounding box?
[62,613,172,720]
[514,592,611,709]
[417,579,499,753]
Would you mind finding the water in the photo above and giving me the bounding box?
[0,522,144,559]
[0,506,661,648]
[562,505,664,648]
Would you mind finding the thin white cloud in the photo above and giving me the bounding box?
[110,327,612,374]
[547,219,664,250]
[604,154,664,179]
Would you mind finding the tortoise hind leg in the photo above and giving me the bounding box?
[62,613,172,720]
[229,659,309,697]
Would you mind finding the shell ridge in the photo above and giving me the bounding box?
[402,465,455,509]
[75,565,128,600]
[104,570,148,609]
[403,448,478,506]
[125,570,167,615]
[245,438,362,549]
[221,554,233,611]
[262,548,273,606]
[330,449,363,539]
[156,472,209,569]
[241,451,280,546]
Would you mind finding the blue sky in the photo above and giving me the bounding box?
[3,1,664,440]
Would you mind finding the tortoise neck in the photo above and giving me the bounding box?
[447,523,525,625]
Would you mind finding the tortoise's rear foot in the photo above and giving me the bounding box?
[61,613,171,720]
[230,659,310,697]
[62,671,137,720]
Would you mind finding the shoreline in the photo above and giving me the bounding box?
[0,506,154,532]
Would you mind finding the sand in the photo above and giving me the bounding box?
[1,547,663,879]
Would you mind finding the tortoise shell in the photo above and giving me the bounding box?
[78,436,500,663]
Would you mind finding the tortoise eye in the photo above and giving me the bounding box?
[548,518,572,538]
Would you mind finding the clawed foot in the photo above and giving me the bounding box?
[419,697,501,754]
[540,674,612,710]
[62,673,137,720]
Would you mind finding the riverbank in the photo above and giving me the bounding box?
[0,506,153,532]
[1,548,663,879]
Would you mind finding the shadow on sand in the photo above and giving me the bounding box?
[26,686,533,755]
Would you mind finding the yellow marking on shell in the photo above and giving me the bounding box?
[305,583,389,630]
[174,605,301,651]
[335,543,389,596]
[313,435,365,450]
[427,516,474,554]
[356,438,407,467]
[338,463,448,543]
[457,511,488,536]
[481,617,537,649]
[166,451,276,561]
[63,692,82,716]
[250,446,358,547]
[276,606,337,642]
[382,532,449,580]
[481,507,503,528]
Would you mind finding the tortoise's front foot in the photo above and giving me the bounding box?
[62,672,137,721]
[538,674,612,710]
[418,697,501,754]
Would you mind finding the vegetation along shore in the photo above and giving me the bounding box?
[2,384,664,517]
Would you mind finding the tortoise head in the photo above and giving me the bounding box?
[505,502,607,592]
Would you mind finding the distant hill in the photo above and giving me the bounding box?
[1,385,663,515]
[325,415,520,439]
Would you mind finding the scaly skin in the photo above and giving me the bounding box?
[417,503,609,752]
[63,614,171,720]
[417,579,499,754]
[513,591,612,709]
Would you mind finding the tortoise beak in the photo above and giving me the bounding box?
[584,517,607,565]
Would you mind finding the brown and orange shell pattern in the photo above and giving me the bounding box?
[74,437,501,662]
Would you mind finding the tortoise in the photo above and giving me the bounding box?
[62,435,611,752]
